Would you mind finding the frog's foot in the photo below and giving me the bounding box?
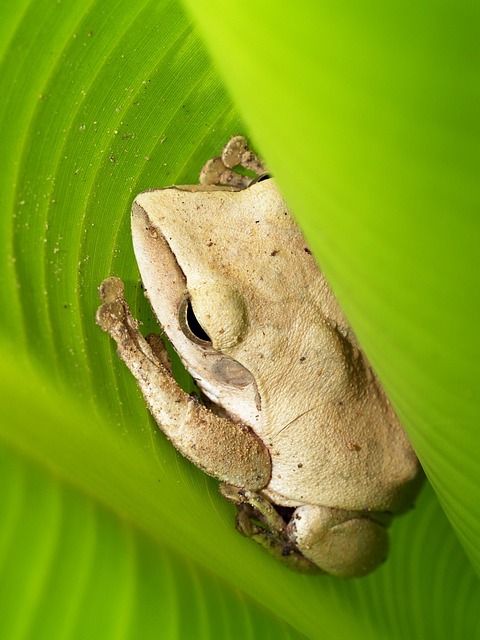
[220,484,287,532]
[96,276,150,358]
[145,332,173,373]
[222,135,268,175]
[199,135,268,188]
[96,277,271,490]
[220,484,321,574]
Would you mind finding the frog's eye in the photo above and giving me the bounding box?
[179,297,212,346]
[179,282,248,351]
[253,173,271,184]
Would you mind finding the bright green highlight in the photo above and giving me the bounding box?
[1,0,479,637]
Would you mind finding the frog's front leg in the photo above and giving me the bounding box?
[96,276,271,490]
[199,135,268,188]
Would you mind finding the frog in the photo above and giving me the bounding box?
[96,135,423,577]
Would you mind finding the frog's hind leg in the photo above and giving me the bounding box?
[220,484,320,573]
[199,135,267,188]
[288,504,390,578]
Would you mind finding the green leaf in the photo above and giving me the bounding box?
[1,0,479,639]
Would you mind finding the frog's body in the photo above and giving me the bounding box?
[97,136,423,577]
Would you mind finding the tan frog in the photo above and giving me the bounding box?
[96,136,423,577]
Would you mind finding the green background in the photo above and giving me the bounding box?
[1,0,479,638]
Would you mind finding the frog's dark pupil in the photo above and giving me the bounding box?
[186,301,211,342]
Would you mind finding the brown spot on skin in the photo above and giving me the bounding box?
[347,441,361,452]
[270,249,279,256]
[304,247,312,254]
[297,463,303,468]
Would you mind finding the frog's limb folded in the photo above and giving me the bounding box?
[220,485,287,533]
[96,276,271,490]
[220,485,390,577]
[220,484,320,573]
[288,505,390,578]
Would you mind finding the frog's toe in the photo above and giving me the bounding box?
[98,276,125,304]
